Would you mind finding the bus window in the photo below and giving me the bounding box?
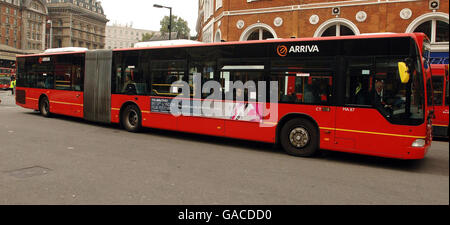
[72,54,84,91]
[345,57,373,106]
[218,59,265,102]
[270,58,334,104]
[189,61,217,99]
[373,57,424,124]
[54,54,80,91]
[432,76,444,106]
[150,60,186,97]
[113,51,145,95]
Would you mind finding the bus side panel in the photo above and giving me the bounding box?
[111,95,180,132]
[224,120,275,143]
[178,115,225,137]
[49,90,84,118]
[434,105,449,127]
[334,107,427,159]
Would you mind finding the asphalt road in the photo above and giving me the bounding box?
[0,91,448,205]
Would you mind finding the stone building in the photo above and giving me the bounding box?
[197,0,449,63]
[46,0,108,49]
[105,23,159,49]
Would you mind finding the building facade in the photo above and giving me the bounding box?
[197,0,449,63]
[0,0,48,67]
[105,23,159,49]
[46,0,108,49]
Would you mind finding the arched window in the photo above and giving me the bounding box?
[246,28,274,40]
[413,19,449,43]
[314,18,360,37]
[321,24,355,37]
[239,23,277,41]
[406,12,449,53]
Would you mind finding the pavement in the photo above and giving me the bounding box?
[0,91,448,205]
[0,91,15,106]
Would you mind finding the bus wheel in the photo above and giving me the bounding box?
[122,104,142,132]
[39,97,51,117]
[280,118,318,157]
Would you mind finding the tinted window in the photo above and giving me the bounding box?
[16,54,84,91]
[432,76,444,106]
[270,58,334,104]
[112,51,146,95]
[344,57,374,106]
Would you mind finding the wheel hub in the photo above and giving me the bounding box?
[289,127,309,148]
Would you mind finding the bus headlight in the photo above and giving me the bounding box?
[412,139,426,147]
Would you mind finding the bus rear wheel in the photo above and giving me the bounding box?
[122,104,142,132]
[39,97,51,117]
[280,118,318,157]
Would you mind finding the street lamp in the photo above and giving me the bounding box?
[47,20,53,49]
[153,4,172,40]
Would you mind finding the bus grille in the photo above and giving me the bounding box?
[16,90,25,104]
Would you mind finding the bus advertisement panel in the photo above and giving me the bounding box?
[15,33,433,159]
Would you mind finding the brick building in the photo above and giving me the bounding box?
[197,0,449,63]
[0,0,48,67]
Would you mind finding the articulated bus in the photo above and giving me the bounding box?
[0,67,15,90]
[430,64,449,137]
[16,33,433,159]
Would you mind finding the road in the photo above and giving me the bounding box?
[0,91,448,205]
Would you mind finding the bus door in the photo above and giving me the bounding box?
[334,57,376,152]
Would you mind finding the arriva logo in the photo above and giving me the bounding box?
[289,45,319,53]
[277,45,288,57]
[277,44,320,57]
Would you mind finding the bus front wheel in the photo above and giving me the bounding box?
[39,97,51,117]
[121,104,142,132]
[280,118,318,157]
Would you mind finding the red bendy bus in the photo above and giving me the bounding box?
[430,64,449,137]
[16,33,433,159]
[0,67,15,90]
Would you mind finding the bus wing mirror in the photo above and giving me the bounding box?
[398,62,410,84]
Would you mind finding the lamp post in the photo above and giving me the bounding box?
[153,4,172,40]
[47,20,53,49]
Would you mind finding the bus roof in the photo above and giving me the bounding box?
[134,40,202,48]
[17,32,423,58]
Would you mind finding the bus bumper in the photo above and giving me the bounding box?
[403,144,430,159]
